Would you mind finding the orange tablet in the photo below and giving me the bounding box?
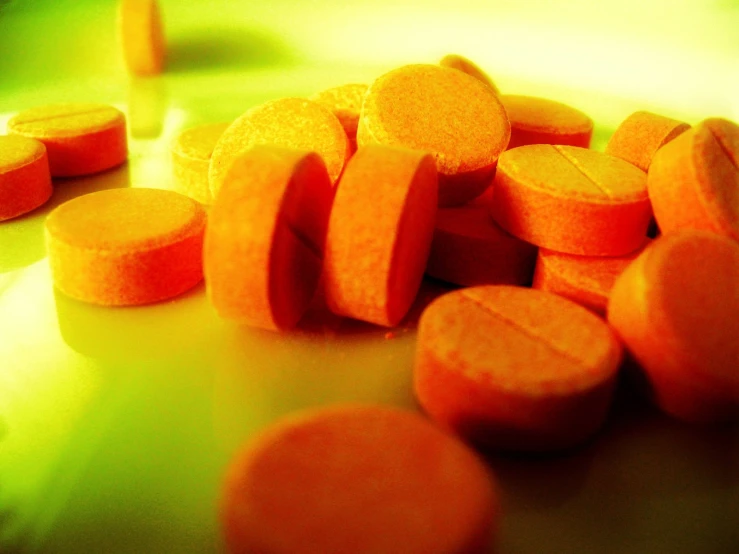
[322,144,438,327]
[311,83,368,154]
[439,53,500,93]
[491,144,651,256]
[426,203,538,287]
[414,285,622,452]
[46,187,206,306]
[532,241,648,316]
[357,64,510,207]
[8,103,128,177]
[118,0,166,76]
[647,117,739,241]
[608,231,739,422]
[500,94,593,149]
[0,135,52,222]
[208,98,349,198]
[204,146,334,331]
[221,404,500,554]
[171,122,230,205]
[605,110,690,173]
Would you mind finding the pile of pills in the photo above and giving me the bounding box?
[2,2,738,551]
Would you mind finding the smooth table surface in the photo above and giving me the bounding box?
[2,1,739,553]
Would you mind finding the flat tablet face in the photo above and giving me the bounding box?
[419,285,620,391]
[0,135,46,173]
[45,187,206,251]
[498,144,648,203]
[8,104,125,136]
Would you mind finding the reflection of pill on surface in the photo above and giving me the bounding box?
[46,187,206,306]
[118,0,166,76]
[440,53,499,94]
[127,76,168,139]
[8,103,128,177]
[647,118,739,241]
[172,122,230,205]
[608,231,739,423]
[357,64,509,207]
[605,110,690,173]
[221,404,500,554]
[414,285,622,452]
[323,144,438,327]
[0,135,52,222]
[205,146,334,331]
[500,94,593,150]
[426,203,537,287]
[209,98,349,199]
[53,284,213,362]
[532,242,648,316]
[311,83,368,154]
[491,144,651,256]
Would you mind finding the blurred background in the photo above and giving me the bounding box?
[1,0,737,123]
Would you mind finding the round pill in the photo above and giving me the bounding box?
[439,53,500,93]
[0,135,52,222]
[171,122,230,205]
[414,285,622,452]
[491,144,651,256]
[357,64,510,207]
[46,187,206,306]
[608,231,739,422]
[647,117,739,241]
[500,94,593,150]
[311,83,368,154]
[204,146,334,331]
[532,241,648,316]
[208,98,349,199]
[118,0,166,76]
[605,110,690,173]
[323,144,438,327]
[8,103,128,177]
[221,404,500,554]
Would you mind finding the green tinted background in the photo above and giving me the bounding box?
[1,1,738,553]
